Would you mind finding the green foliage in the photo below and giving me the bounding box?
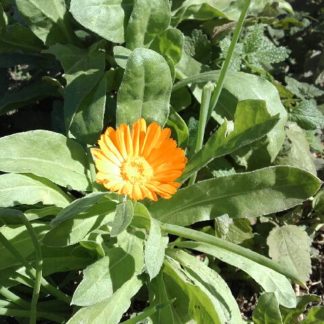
[0,0,322,322]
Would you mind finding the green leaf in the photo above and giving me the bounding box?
[0,130,91,191]
[68,276,143,324]
[285,77,324,99]
[70,0,125,43]
[113,46,132,69]
[181,99,279,181]
[168,249,243,323]
[289,100,324,130]
[163,257,224,323]
[16,0,72,45]
[43,198,116,246]
[166,108,189,147]
[69,74,107,144]
[302,306,324,323]
[150,28,184,73]
[145,218,168,280]
[0,174,71,208]
[0,224,48,271]
[46,43,105,132]
[275,123,316,175]
[126,0,171,49]
[253,293,283,324]
[177,241,296,308]
[0,81,60,116]
[110,200,134,237]
[267,225,312,283]
[0,24,44,53]
[72,230,144,306]
[51,192,113,226]
[116,48,172,126]
[151,166,321,226]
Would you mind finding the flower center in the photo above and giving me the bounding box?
[120,156,153,184]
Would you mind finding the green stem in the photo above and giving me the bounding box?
[19,216,43,324]
[0,287,30,309]
[0,233,70,304]
[0,307,66,322]
[208,0,251,118]
[161,223,304,286]
[188,82,214,185]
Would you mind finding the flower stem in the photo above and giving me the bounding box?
[188,82,214,185]
[19,215,43,324]
[161,223,304,286]
[208,0,251,118]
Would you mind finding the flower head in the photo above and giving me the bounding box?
[91,119,187,201]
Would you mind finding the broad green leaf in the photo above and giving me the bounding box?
[70,0,125,43]
[174,71,288,167]
[0,81,60,116]
[51,192,113,226]
[116,48,172,126]
[181,99,279,180]
[72,230,144,306]
[177,241,296,308]
[16,0,72,45]
[126,0,171,49]
[149,272,175,323]
[68,276,143,324]
[302,306,324,323]
[43,198,116,246]
[46,43,105,132]
[289,99,324,130]
[69,74,107,144]
[267,225,312,283]
[168,249,243,324]
[0,130,91,191]
[285,77,324,99]
[170,87,192,112]
[110,200,134,237]
[164,257,224,324]
[151,166,321,226]
[0,174,71,208]
[275,123,316,175]
[150,28,184,74]
[0,24,44,53]
[166,108,189,147]
[253,293,283,324]
[145,218,168,280]
[281,295,320,324]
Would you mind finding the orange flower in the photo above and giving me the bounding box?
[91,118,187,201]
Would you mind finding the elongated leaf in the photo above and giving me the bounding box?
[168,249,242,323]
[145,219,168,280]
[43,199,116,246]
[70,0,125,43]
[177,241,296,308]
[151,166,321,226]
[0,174,71,208]
[110,200,134,237]
[51,193,114,226]
[72,231,144,306]
[16,0,72,45]
[68,276,143,324]
[302,306,324,323]
[164,257,224,323]
[181,99,279,180]
[253,293,283,324]
[70,74,107,144]
[0,130,91,191]
[126,0,171,49]
[46,43,105,132]
[166,108,189,147]
[267,225,312,283]
[0,224,48,271]
[116,48,172,126]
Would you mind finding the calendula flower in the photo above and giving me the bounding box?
[91,118,187,201]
